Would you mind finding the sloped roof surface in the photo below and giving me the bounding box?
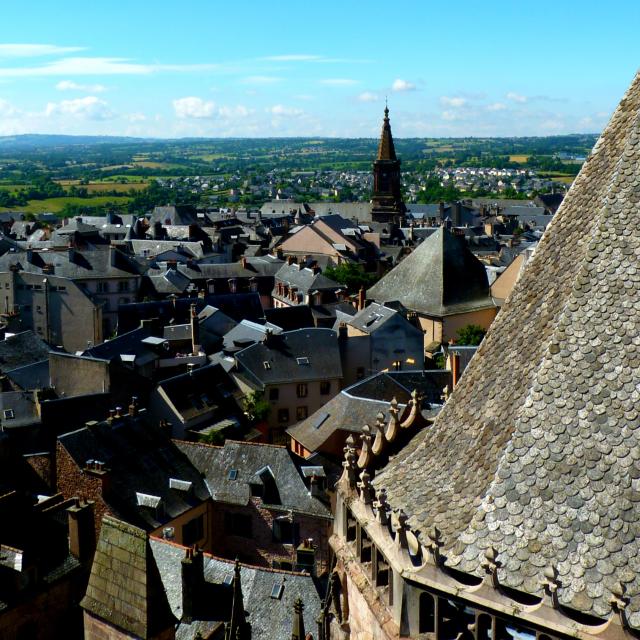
[150,540,322,640]
[375,71,640,623]
[176,440,330,517]
[81,516,176,638]
[367,227,493,316]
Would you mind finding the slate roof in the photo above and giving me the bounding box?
[274,263,341,294]
[288,370,450,453]
[347,302,400,334]
[367,226,494,316]
[58,411,210,531]
[81,516,176,638]
[374,71,640,625]
[4,359,50,390]
[0,246,141,280]
[223,319,282,353]
[176,440,331,518]
[150,538,322,640]
[235,328,342,387]
[0,330,51,371]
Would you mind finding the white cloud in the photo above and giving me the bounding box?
[0,98,19,117]
[219,105,252,118]
[440,96,466,108]
[506,91,527,103]
[320,78,358,86]
[358,92,379,102]
[125,112,147,123]
[441,110,458,121]
[45,95,115,120]
[269,104,304,117]
[56,80,106,92]
[392,78,416,92]
[240,75,282,85]
[0,56,221,78]
[173,97,216,119]
[0,44,84,58]
[487,102,507,111]
[261,54,322,62]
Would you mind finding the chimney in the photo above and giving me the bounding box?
[276,248,284,260]
[206,278,215,294]
[153,220,164,240]
[357,286,365,311]
[337,322,348,342]
[240,256,247,269]
[190,303,201,355]
[128,396,139,417]
[439,202,445,220]
[451,352,461,388]
[67,499,96,563]
[453,201,462,227]
[181,546,204,623]
[286,255,294,266]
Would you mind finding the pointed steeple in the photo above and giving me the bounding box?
[225,560,251,640]
[376,104,397,161]
[291,597,306,640]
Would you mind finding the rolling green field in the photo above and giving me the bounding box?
[0,195,131,214]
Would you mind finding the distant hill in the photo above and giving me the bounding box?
[0,134,150,150]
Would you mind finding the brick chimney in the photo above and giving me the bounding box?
[128,396,139,417]
[181,546,204,623]
[240,256,247,269]
[67,499,96,563]
[451,352,461,388]
[190,303,200,355]
[357,286,365,311]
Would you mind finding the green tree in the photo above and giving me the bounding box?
[242,390,271,423]
[456,324,486,346]
[323,262,379,294]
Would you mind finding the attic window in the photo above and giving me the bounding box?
[263,361,271,370]
[3,409,14,420]
[296,357,310,365]
[228,469,238,481]
[270,582,284,599]
[169,478,193,492]
[223,574,234,586]
[136,492,162,509]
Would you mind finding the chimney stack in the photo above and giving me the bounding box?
[240,256,247,269]
[181,546,204,623]
[67,499,96,563]
[128,396,139,417]
[357,286,365,311]
[190,303,201,355]
[451,352,461,388]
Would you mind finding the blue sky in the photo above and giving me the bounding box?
[0,0,638,138]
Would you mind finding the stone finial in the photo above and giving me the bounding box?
[372,412,387,456]
[340,435,358,489]
[374,488,391,526]
[441,385,450,403]
[541,565,561,609]
[481,547,501,588]
[357,424,373,469]
[426,526,444,566]
[385,397,400,442]
[400,389,423,429]
[357,470,374,506]
[610,582,630,629]
[394,509,410,550]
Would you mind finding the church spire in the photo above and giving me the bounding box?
[376,104,397,161]
[225,560,251,640]
[291,598,306,640]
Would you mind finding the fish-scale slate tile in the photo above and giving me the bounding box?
[374,71,640,626]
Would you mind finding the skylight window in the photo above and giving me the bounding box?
[3,409,14,420]
[228,469,238,481]
[296,357,310,365]
[270,582,284,599]
[223,574,234,586]
[263,361,271,370]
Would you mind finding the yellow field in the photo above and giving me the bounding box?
[509,154,529,163]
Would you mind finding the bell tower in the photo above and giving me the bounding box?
[371,105,406,223]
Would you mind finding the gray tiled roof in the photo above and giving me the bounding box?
[274,263,341,294]
[150,539,322,640]
[81,516,176,638]
[375,71,640,624]
[367,226,494,316]
[0,330,51,371]
[176,440,330,518]
[235,328,342,386]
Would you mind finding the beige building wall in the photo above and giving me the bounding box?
[442,307,497,342]
[490,253,524,302]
